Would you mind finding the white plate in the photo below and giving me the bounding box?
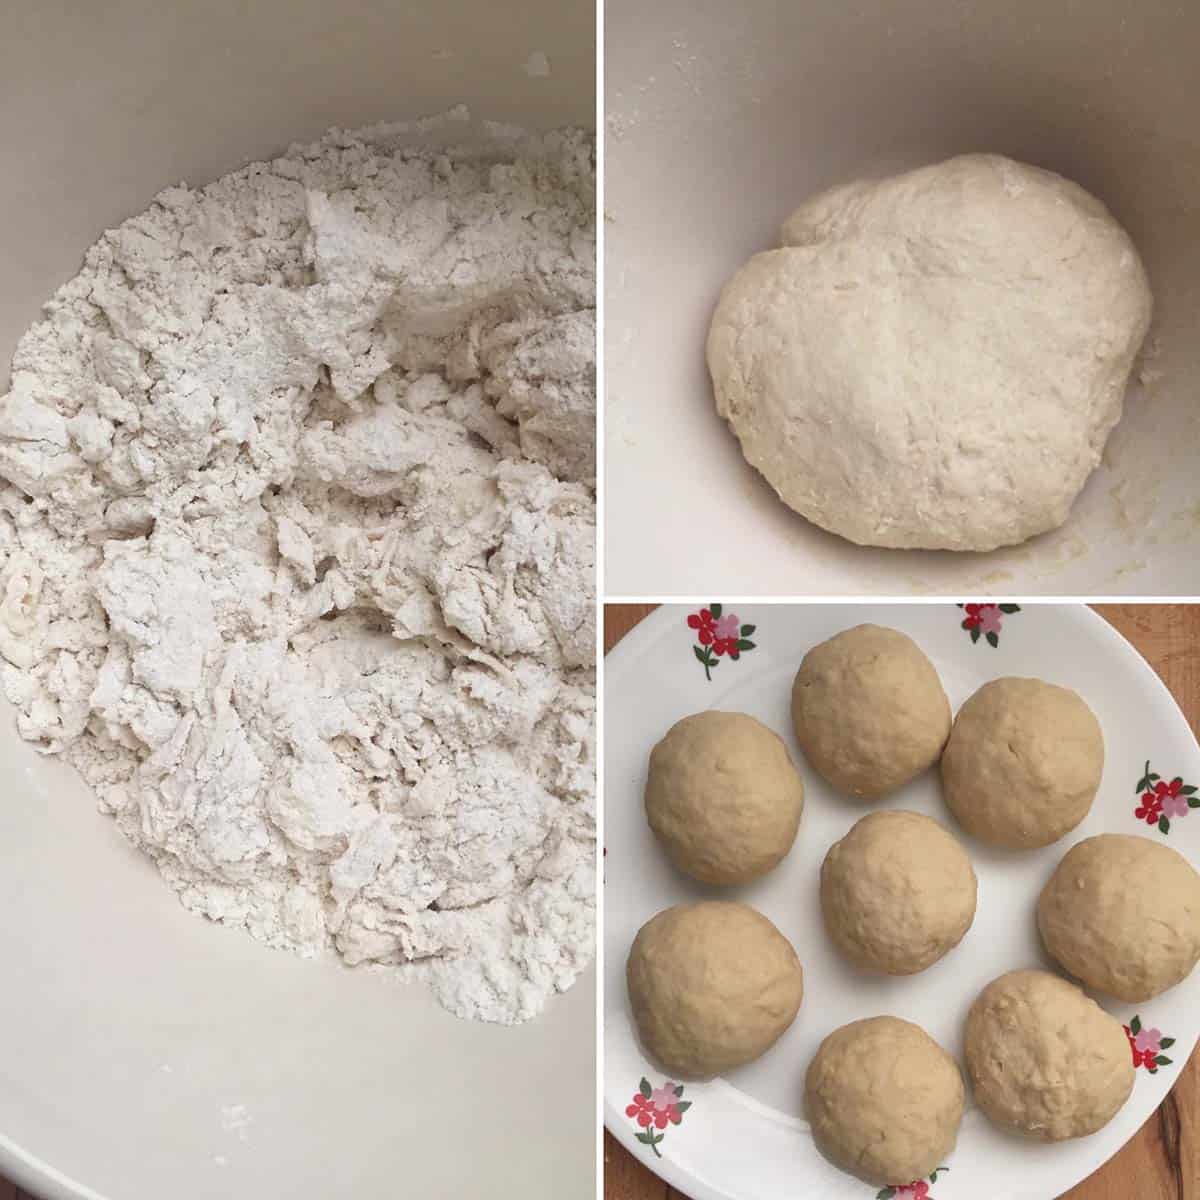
[604,603,1199,1200]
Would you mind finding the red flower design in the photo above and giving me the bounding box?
[625,1092,654,1128]
[1123,1015,1176,1074]
[961,603,990,629]
[1136,792,1164,824]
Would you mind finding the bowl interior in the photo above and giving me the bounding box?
[0,3,594,1198]
[605,0,1200,595]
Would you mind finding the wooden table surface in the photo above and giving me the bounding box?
[603,603,1198,1200]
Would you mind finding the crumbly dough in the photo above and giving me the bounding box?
[805,1016,964,1186]
[942,678,1103,847]
[1038,834,1200,1001]
[644,710,804,885]
[791,624,950,800]
[965,969,1135,1141]
[626,901,803,1077]
[820,810,976,975]
[707,154,1152,551]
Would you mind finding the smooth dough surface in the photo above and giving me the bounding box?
[645,710,804,884]
[821,810,977,974]
[626,901,803,1077]
[791,624,950,800]
[965,969,1134,1141]
[1038,834,1200,1001]
[942,677,1103,847]
[805,1016,964,1186]
[707,154,1152,551]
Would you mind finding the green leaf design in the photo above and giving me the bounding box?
[709,602,722,619]
[970,627,980,644]
[1189,798,1200,809]
[1151,773,1162,783]
[1137,761,1153,792]
[673,1084,684,1097]
[1147,1064,1159,1074]
[639,1078,652,1098]
[740,623,756,636]
[736,639,756,651]
[929,1167,949,1182]
[999,603,1021,613]
[877,1189,896,1200]
[1131,1015,1142,1035]
[1160,1037,1176,1049]
[1159,815,1171,835]
[635,1131,652,1145]
[675,1100,692,1113]
[986,631,999,648]
[693,646,707,665]
[1156,1055,1173,1066]
[1181,785,1197,795]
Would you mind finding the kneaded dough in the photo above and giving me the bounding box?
[645,710,804,884]
[965,969,1134,1141]
[1038,834,1200,1001]
[821,810,977,974]
[707,154,1152,551]
[805,1016,964,1186]
[627,901,803,1077]
[791,624,950,799]
[941,677,1103,847]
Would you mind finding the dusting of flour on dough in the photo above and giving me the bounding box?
[0,123,596,1024]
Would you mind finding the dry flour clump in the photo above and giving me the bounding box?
[0,123,596,1024]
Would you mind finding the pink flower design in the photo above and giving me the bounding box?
[650,1083,679,1112]
[1124,1016,1176,1074]
[977,606,1004,636]
[1133,1027,1162,1055]
[712,613,740,641]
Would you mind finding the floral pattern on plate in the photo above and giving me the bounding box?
[958,602,1020,647]
[1124,1015,1175,1074]
[687,603,756,680]
[626,1078,692,1156]
[876,1166,950,1200]
[1133,760,1200,835]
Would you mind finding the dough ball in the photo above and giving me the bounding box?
[821,810,977,974]
[706,154,1151,551]
[805,1016,964,1186]
[941,677,1103,847]
[645,710,805,884]
[791,624,950,799]
[627,901,803,1077]
[965,969,1134,1141]
[1038,834,1200,1001]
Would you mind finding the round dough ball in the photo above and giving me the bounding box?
[941,677,1103,847]
[791,624,950,799]
[821,810,977,974]
[1038,834,1200,1001]
[706,153,1152,551]
[627,902,803,1077]
[965,969,1134,1141]
[805,1016,964,1186]
[645,711,805,884]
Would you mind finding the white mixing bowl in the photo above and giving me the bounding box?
[0,3,595,1197]
[605,0,1200,596]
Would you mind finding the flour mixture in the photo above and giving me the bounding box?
[0,122,596,1024]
